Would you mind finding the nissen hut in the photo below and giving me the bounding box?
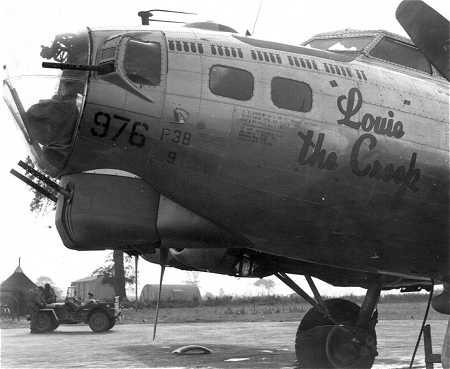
[140,284,201,304]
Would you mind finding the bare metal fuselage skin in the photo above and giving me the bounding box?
[8,28,450,286]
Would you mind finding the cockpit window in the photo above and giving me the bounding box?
[369,37,431,74]
[306,36,374,52]
[124,40,161,86]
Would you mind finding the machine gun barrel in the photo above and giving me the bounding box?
[17,160,70,198]
[10,169,57,202]
[42,62,114,74]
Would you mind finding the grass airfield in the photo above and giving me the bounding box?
[1,320,447,368]
[1,296,448,368]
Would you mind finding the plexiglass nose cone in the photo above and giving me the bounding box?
[3,29,90,175]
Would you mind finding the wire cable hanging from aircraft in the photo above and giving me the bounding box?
[408,280,434,369]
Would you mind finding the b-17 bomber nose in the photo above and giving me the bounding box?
[3,30,90,175]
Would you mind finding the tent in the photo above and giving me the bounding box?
[0,264,38,317]
[140,284,201,304]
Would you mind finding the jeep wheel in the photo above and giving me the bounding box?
[31,312,55,333]
[108,318,116,329]
[88,311,111,332]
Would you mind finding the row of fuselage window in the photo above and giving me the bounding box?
[167,40,313,111]
[168,39,367,83]
[208,65,312,113]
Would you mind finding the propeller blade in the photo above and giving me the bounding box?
[153,247,168,341]
[396,0,450,80]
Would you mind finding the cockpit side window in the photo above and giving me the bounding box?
[306,36,374,53]
[124,40,161,86]
[370,37,431,74]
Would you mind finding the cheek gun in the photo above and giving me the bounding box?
[42,62,114,75]
[10,160,71,203]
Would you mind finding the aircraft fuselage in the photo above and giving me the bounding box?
[6,27,449,285]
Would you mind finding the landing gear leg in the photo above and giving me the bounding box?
[275,273,381,369]
[325,281,380,368]
[356,280,381,332]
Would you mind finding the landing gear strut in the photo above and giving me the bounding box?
[275,273,381,368]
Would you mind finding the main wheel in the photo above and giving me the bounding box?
[88,311,111,332]
[295,298,377,369]
[30,312,56,333]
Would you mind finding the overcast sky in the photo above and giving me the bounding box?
[0,0,448,298]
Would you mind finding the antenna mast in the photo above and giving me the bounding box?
[138,9,196,26]
[252,0,264,35]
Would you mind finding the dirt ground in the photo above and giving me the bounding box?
[1,320,447,368]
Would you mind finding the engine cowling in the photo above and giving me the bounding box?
[55,173,245,252]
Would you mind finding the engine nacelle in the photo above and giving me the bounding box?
[56,173,243,252]
[142,248,274,278]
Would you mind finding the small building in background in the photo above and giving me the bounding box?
[0,263,37,317]
[140,284,201,304]
[71,275,115,302]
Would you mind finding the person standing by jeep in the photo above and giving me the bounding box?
[27,287,45,333]
[43,283,56,303]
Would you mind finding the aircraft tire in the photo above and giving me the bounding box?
[295,298,377,368]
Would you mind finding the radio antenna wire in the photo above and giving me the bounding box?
[251,0,264,35]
